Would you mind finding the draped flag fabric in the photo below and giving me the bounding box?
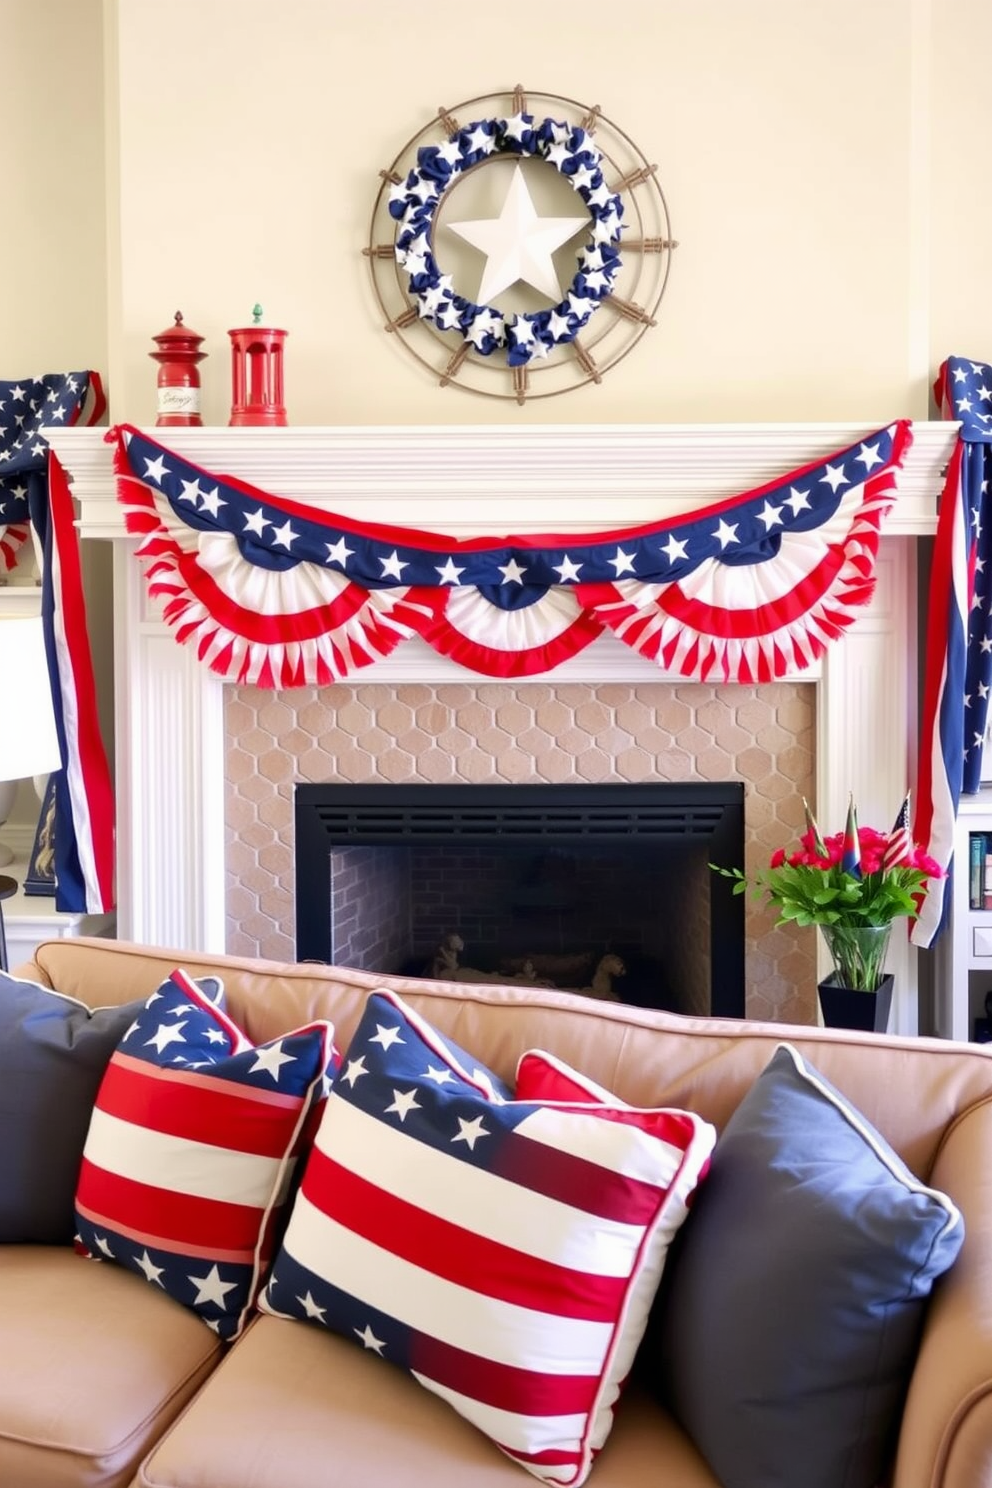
[109,419,913,689]
[0,371,115,915]
[912,356,992,946]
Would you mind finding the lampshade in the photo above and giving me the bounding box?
[0,616,62,782]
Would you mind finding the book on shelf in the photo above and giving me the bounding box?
[971,832,990,910]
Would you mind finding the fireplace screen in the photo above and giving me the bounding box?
[295,782,745,1018]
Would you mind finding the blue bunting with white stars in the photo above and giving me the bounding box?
[0,371,100,571]
[110,418,913,688]
[913,355,992,947]
[389,114,623,368]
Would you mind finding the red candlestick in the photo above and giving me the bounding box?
[228,304,288,426]
[149,312,206,426]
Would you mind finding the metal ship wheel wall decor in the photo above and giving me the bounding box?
[363,86,677,402]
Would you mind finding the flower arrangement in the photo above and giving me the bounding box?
[712,795,942,992]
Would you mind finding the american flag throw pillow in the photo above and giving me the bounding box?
[74,968,336,1340]
[260,989,715,1485]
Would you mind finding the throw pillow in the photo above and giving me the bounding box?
[655,1042,965,1488]
[74,967,336,1341]
[0,971,147,1244]
[260,990,715,1487]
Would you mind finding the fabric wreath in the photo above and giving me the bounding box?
[388,113,624,368]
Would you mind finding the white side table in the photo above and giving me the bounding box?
[0,852,115,972]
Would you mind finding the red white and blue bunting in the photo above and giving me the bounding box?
[109,419,913,689]
[0,371,115,915]
[0,372,105,574]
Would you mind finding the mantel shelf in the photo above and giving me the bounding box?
[44,421,954,541]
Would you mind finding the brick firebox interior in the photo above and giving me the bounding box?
[225,679,817,1024]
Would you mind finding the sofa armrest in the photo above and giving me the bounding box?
[892,1096,992,1488]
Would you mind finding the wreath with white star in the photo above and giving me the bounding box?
[388,113,624,369]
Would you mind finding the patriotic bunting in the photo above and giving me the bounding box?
[109,419,912,689]
[912,355,992,945]
[0,371,104,573]
[0,371,114,916]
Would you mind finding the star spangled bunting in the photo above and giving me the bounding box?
[0,370,113,917]
[109,419,912,688]
[0,371,104,574]
[913,355,992,945]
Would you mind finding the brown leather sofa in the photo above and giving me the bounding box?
[5,935,992,1488]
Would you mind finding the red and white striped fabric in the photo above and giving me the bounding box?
[260,990,715,1485]
[74,969,336,1340]
[109,419,912,687]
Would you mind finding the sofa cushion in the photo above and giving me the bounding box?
[260,989,715,1487]
[0,1244,221,1488]
[0,969,148,1244]
[74,967,336,1341]
[655,1042,966,1488]
[137,1314,722,1488]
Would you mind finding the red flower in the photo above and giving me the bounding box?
[770,847,786,868]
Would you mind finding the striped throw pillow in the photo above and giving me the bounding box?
[74,968,336,1340]
[260,990,715,1486]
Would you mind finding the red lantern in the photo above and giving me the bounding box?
[228,305,288,426]
[149,312,206,426]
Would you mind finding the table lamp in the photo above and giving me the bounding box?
[0,615,63,869]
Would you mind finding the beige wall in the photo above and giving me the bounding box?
[9,1,992,427]
[3,1,107,373]
[97,0,992,427]
[3,0,111,828]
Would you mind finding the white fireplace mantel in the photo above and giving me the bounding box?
[44,420,957,1037]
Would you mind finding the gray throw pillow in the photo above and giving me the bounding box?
[0,972,147,1244]
[655,1042,965,1488]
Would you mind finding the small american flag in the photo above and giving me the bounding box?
[882,792,913,871]
[841,796,862,878]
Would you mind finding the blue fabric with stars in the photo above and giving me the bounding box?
[122,421,899,612]
[941,356,992,790]
[0,372,92,526]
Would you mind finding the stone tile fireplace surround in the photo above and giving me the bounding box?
[48,421,953,1036]
[228,680,813,1022]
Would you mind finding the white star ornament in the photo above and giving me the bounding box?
[446,164,589,304]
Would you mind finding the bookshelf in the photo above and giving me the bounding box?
[937,788,992,1041]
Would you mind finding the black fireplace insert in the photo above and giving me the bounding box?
[294,781,745,1018]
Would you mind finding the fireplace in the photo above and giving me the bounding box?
[295,781,746,1017]
[45,418,942,1035]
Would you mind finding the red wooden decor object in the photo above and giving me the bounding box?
[228,305,288,426]
[149,312,206,426]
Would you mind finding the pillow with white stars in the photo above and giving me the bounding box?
[259,988,715,1487]
[73,967,337,1342]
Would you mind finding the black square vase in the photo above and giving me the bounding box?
[817,973,894,1033]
